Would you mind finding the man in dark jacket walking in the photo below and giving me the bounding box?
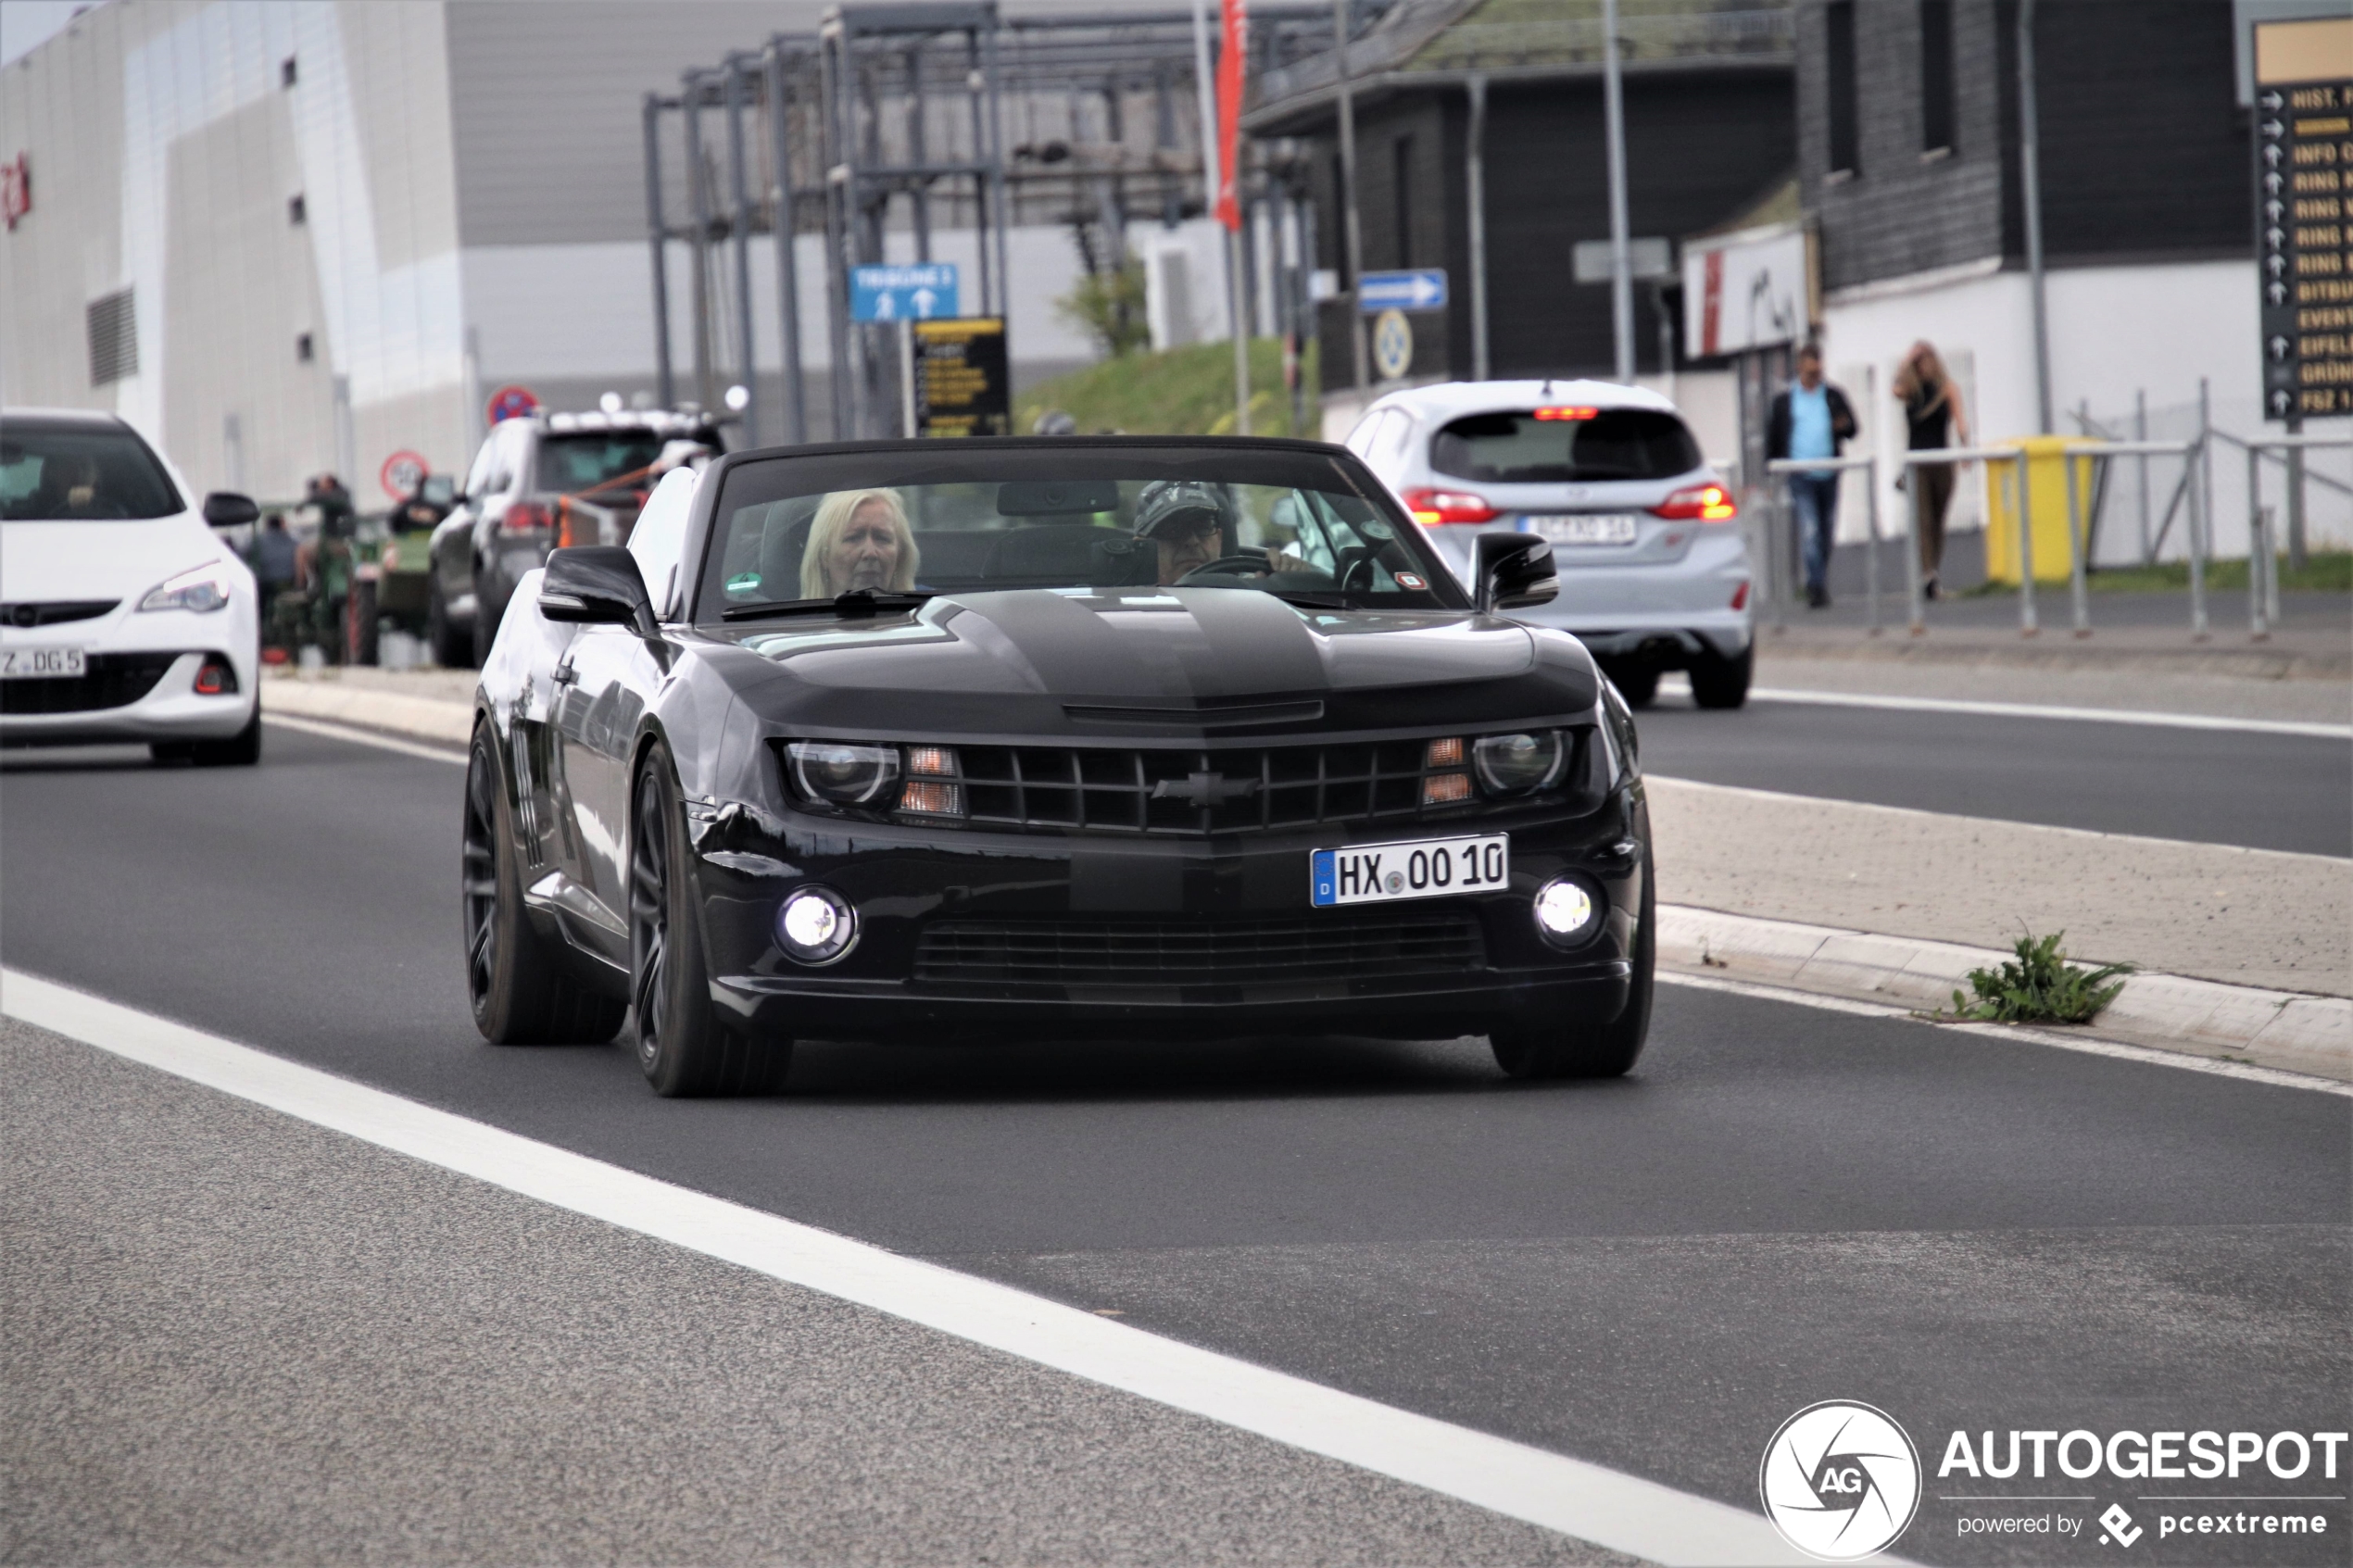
[1766,345,1859,608]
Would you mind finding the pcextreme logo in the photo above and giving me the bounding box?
[1760,1400,1924,1561]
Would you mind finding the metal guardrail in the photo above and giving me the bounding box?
[2245,433,2352,641]
[1767,439,2220,640]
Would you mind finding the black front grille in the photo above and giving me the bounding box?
[939,734,1590,836]
[1,651,180,714]
[2,600,118,628]
[914,908,1489,989]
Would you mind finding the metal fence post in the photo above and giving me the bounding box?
[1768,474,1789,633]
[1904,457,1926,634]
[2186,433,2208,639]
[2064,445,2091,637]
[1863,454,1881,635]
[2245,444,2266,639]
[2011,457,2038,636]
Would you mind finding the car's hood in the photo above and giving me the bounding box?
[699,586,1597,734]
[1,516,224,604]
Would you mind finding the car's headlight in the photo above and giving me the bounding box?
[1473,731,1567,795]
[785,741,900,806]
[139,562,235,614]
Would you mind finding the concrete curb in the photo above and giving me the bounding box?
[1657,905,2351,1083]
[257,675,2350,1085]
[261,673,474,746]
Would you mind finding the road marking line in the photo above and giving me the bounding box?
[1658,970,2353,1098]
[265,711,466,765]
[1740,684,2350,741]
[0,966,1823,1568]
[1645,772,2350,867]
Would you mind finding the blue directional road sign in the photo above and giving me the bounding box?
[1357,268,1448,314]
[852,263,961,323]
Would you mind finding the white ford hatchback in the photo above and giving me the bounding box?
[1347,380,1754,708]
[2,409,262,763]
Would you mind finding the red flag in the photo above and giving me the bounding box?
[1214,0,1248,231]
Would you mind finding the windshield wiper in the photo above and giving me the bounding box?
[722,588,937,621]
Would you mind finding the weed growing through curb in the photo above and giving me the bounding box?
[1945,931,2133,1024]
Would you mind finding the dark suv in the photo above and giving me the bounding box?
[426,409,723,666]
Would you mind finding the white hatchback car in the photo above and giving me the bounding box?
[1346,380,1754,708]
[1,408,263,763]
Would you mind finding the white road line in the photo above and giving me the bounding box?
[0,967,1826,1568]
[1658,970,2353,1098]
[1741,685,2351,741]
[264,711,466,764]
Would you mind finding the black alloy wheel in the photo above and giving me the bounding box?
[629,743,792,1097]
[1490,846,1655,1081]
[462,723,625,1045]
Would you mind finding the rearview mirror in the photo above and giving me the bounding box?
[202,491,259,528]
[1474,532,1557,614]
[541,546,657,636]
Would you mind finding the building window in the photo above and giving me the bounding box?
[287,193,306,225]
[1391,135,1414,268]
[1919,0,1954,154]
[281,55,297,88]
[1826,0,1858,177]
[86,288,137,386]
[296,332,315,363]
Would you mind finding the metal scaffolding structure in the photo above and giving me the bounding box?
[644,1,1364,445]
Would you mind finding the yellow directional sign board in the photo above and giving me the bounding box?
[913,318,1011,438]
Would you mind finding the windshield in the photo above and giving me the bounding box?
[0,420,184,521]
[1431,408,1700,483]
[535,432,673,494]
[698,446,1466,620]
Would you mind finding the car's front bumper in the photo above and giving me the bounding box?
[2,599,259,746]
[681,790,1650,1044]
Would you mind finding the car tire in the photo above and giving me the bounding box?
[1689,645,1753,709]
[630,742,792,1098]
[1489,848,1655,1081]
[463,722,626,1046]
[427,576,471,670]
[1604,660,1659,709]
[188,705,263,767]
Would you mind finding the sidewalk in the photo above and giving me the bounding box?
[261,668,2351,1081]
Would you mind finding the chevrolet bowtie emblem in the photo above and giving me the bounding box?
[1151,771,1261,807]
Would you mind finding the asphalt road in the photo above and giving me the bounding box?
[4,722,2347,1565]
[1631,696,2350,857]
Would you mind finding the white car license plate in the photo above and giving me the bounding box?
[1312,833,1508,908]
[1525,513,1640,546]
[0,646,85,679]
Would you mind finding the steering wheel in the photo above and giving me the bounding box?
[1176,553,1276,582]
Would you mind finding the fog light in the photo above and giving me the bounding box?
[776,885,857,964]
[1532,875,1602,947]
[193,657,238,696]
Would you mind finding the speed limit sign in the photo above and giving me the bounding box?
[379,449,429,500]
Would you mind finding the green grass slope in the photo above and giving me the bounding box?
[1015,339,1322,439]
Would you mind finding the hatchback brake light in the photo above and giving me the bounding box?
[1401,488,1497,525]
[1652,483,1738,521]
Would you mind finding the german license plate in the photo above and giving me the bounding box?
[1312,833,1509,908]
[0,646,85,679]
[1526,513,1640,546]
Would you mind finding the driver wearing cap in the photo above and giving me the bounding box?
[1131,481,1302,586]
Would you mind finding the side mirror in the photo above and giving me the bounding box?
[203,491,259,528]
[1474,531,1557,613]
[541,546,658,636]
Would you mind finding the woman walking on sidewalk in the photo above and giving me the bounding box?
[1894,342,1969,599]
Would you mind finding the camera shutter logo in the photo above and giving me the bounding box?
[1758,1400,1922,1561]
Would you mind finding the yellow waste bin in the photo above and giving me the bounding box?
[1983,436,2101,585]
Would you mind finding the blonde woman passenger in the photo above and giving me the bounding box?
[800,488,922,599]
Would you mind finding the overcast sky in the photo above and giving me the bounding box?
[2,0,91,68]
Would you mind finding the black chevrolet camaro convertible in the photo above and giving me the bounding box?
[462,437,1652,1096]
